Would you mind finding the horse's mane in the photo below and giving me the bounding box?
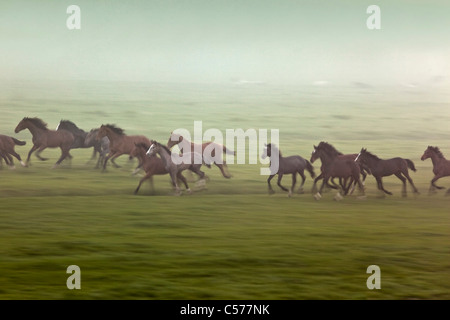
[361,149,381,161]
[103,124,125,135]
[23,117,48,130]
[266,143,282,157]
[155,141,172,155]
[317,141,343,156]
[429,146,445,158]
[59,120,85,134]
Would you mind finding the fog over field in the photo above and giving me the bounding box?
[1,0,449,87]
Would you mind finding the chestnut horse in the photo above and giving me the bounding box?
[167,132,235,179]
[14,117,74,168]
[0,134,26,168]
[421,146,450,195]
[96,124,151,170]
[130,142,198,195]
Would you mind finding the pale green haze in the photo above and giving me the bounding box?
[0,0,449,86]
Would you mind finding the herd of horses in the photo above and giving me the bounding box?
[1,117,450,199]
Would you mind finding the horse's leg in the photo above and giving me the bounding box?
[311,173,323,194]
[315,177,328,200]
[267,174,276,194]
[134,172,153,195]
[376,176,392,196]
[289,173,297,197]
[8,149,26,167]
[35,146,48,161]
[215,163,232,179]
[297,170,306,194]
[431,175,445,190]
[403,171,419,194]
[109,152,123,168]
[26,145,39,165]
[394,172,407,197]
[177,172,191,194]
[53,147,71,167]
[171,171,181,195]
[277,173,289,193]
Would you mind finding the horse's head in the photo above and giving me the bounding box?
[167,132,183,149]
[97,125,108,139]
[355,148,367,163]
[310,145,320,163]
[421,146,439,161]
[146,142,160,157]
[15,118,32,133]
[261,143,271,159]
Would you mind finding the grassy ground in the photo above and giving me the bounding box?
[0,81,449,299]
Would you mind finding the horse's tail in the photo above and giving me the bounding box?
[12,138,26,146]
[405,159,417,172]
[305,160,315,178]
[223,145,236,156]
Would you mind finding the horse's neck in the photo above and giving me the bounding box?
[430,153,445,167]
[105,130,122,145]
[26,123,46,137]
[157,148,172,167]
[319,152,335,165]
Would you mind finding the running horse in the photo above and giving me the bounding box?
[355,148,419,197]
[311,141,369,193]
[167,132,235,179]
[0,134,26,168]
[261,143,315,197]
[421,146,450,195]
[57,120,105,164]
[14,117,74,168]
[96,124,151,170]
[146,141,206,195]
[311,143,365,200]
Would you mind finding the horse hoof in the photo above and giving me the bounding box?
[186,188,192,195]
[20,161,27,167]
[288,191,292,198]
[268,189,275,195]
[314,193,322,200]
[297,188,304,194]
[334,193,343,201]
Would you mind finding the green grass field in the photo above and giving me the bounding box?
[0,80,449,299]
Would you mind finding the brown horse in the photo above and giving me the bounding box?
[311,143,364,200]
[14,117,74,168]
[311,141,369,193]
[130,142,194,195]
[96,124,151,170]
[167,132,234,179]
[421,146,450,195]
[355,148,419,197]
[0,134,26,168]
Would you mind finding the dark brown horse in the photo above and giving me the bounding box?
[311,143,364,200]
[421,146,450,195]
[261,143,315,197]
[167,132,234,179]
[311,141,369,193]
[96,124,151,170]
[14,117,74,168]
[355,148,419,197]
[0,134,26,168]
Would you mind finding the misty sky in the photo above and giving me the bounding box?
[0,0,449,86]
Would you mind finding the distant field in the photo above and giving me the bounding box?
[0,80,449,299]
